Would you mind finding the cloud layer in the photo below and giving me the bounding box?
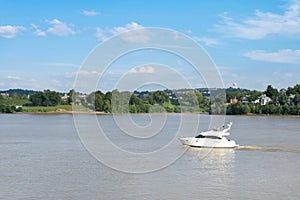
[128,66,155,74]
[96,22,147,42]
[0,25,25,38]
[215,0,300,39]
[244,49,300,64]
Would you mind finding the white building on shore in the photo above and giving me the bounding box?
[253,94,272,105]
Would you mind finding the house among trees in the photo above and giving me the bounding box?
[242,97,249,104]
[61,93,69,102]
[229,98,238,104]
[253,94,272,105]
[0,93,9,98]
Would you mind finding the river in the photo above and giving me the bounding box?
[0,114,299,199]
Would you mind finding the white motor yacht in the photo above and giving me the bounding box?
[179,122,239,148]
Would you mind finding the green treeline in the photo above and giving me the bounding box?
[226,85,300,115]
[77,89,210,114]
[1,84,300,115]
[28,90,62,106]
[0,105,23,113]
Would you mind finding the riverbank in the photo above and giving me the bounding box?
[1,104,299,117]
[20,110,108,115]
[3,110,300,118]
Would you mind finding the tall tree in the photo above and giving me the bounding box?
[95,91,104,111]
[148,91,169,105]
[265,85,279,104]
[29,91,43,106]
[67,89,75,105]
[29,90,61,106]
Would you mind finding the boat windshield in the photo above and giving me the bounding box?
[195,134,205,138]
[195,135,221,139]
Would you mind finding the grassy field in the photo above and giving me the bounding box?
[0,98,29,106]
[0,98,95,113]
[22,105,92,112]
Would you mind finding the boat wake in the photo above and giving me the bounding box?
[235,145,300,153]
[0,141,31,145]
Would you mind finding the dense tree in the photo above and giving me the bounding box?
[29,91,43,106]
[247,90,263,102]
[67,89,75,105]
[12,93,22,100]
[210,92,227,115]
[195,90,203,105]
[2,83,300,115]
[43,90,61,106]
[292,94,300,106]
[111,89,130,113]
[178,90,200,112]
[0,105,22,113]
[278,94,289,106]
[287,84,300,95]
[227,102,250,115]
[94,91,103,111]
[129,94,143,106]
[102,100,111,113]
[148,91,169,105]
[29,90,61,106]
[129,94,149,113]
[182,90,198,106]
[265,85,279,104]
[85,91,104,111]
[101,92,112,113]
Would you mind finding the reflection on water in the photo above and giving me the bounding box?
[176,147,236,199]
[184,147,235,172]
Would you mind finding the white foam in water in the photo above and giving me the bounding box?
[235,145,300,153]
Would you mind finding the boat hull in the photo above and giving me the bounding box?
[179,137,238,148]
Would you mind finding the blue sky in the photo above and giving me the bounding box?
[1,0,300,92]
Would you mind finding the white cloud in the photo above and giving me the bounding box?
[7,75,22,80]
[30,24,38,29]
[194,36,221,47]
[272,70,300,89]
[78,70,101,77]
[65,70,101,78]
[244,49,300,64]
[215,1,300,39]
[0,25,25,39]
[34,29,46,37]
[81,10,100,16]
[96,22,148,42]
[111,22,148,43]
[31,24,46,37]
[109,22,143,35]
[96,27,108,41]
[47,19,76,36]
[128,66,155,74]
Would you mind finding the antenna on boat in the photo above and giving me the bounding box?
[222,122,233,133]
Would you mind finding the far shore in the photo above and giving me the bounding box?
[3,110,300,118]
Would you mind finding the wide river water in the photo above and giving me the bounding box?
[0,114,300,200]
